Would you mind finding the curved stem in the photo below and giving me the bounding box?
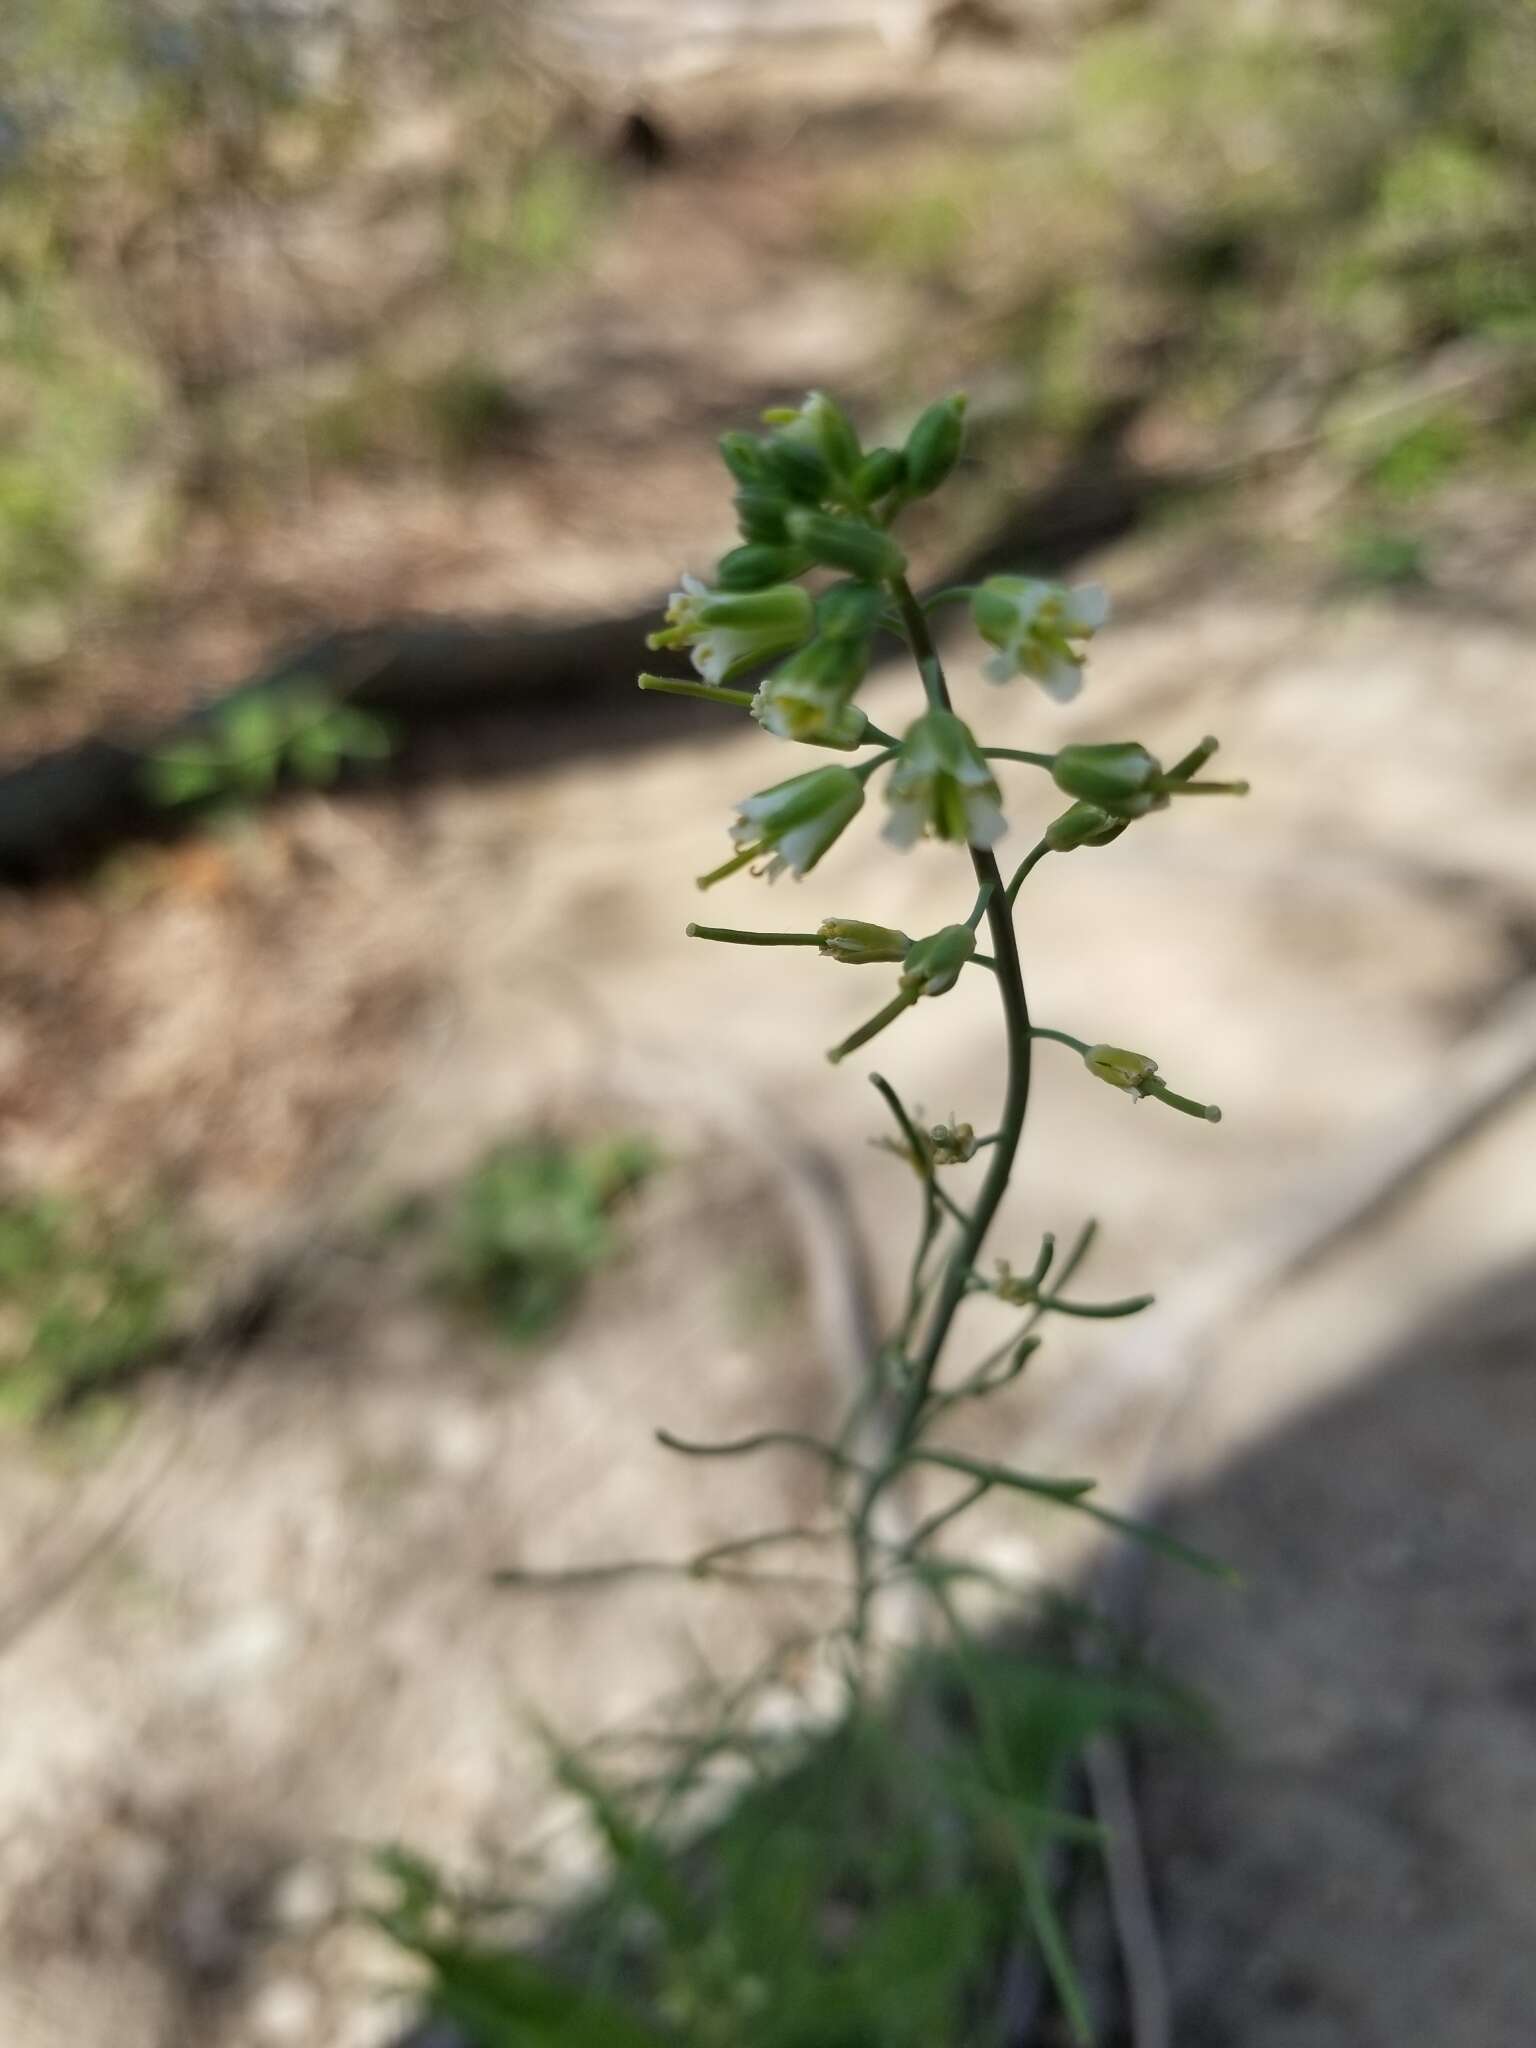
[1006,838,1052,908]
[887,576,1034,1429]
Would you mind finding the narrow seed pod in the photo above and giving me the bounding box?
[902,394,967,497]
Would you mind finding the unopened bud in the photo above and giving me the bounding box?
[783,391,862,478]
[718,432,766,485]
[900,923,977,997]
[715,543,810,591]
[852,446,906,504]
[1084,1044,1159,1098]
[785,510,907,583]
[734,487,792,545]
[902,394,967,497]
[1052,742,1166,819]
[814,580,885,641]
[817,918,911,964]
[1044,800,1130,852]
[761,436,831,505]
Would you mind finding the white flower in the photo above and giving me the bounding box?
[751,667,868,750]
[648,575,814,686]
[699,766,865,888]
[883,709,1007,851]
[971,577,1109,700]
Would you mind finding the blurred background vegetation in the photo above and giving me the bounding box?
[0,0,1531,709]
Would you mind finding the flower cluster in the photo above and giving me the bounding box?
[642,387,1247,1083]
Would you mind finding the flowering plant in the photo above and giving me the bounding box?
[388,390,1249,2046]
[630,389,1248,2031]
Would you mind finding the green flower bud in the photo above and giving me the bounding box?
[852,446,906,505]
[1044,800,1130,852]
[1084,1044,1159,1098]
[814,579,885,642]
[762,435,831,505]
[648,576,815,684]
[777,391,862,478]
[1083,1044,1223,1122]
[734,487,792,545]
[785,510,907,582]
[718,432,766,485]
[1051,742,1167,819]
[900,923,977,997]
[816,918,911,964]
[902,394,967,497]
[701,765,865,888]
[825,921,977,1063]
[715,543,811,591]
[884,709,1006,849]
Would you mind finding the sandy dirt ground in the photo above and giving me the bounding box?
[2,530,1535,2044]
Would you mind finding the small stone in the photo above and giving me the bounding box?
[251,1974,320,2044]
[269,1857,339,1931]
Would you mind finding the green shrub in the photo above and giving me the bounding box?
[434,1135,660,1347]
[0,1193,175,1421]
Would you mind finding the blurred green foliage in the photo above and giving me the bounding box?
[0,1191,175,1422]
[144,679,393,809]
[375,1642,1202,2045]
[450,148,612,286]
[434,1135,661,1346]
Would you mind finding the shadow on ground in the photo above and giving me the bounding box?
[1143,1258,1536,2048]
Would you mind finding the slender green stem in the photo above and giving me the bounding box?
[1038,1291,1155,1320]
[853,744,901,784]
[686,923,821,947]
[921,585,976,614]
[888,577,1034,1425]
[1005,838,1052,908]
[638,673,755,708]
[1166,733,1219,781]
[983,747,1057,769]
[828,986,921,1064]
[1051,1217,1100,1295]
[870,1072,944,1346]
[1031,1024,1090,1055]
[861,721,902,749]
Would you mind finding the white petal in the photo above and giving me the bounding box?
[1037,655,1084,703]
[964,795,1009,848]
[982,649,1017,686]
[681,572,708,597]
[776,819,826,874]
[1064,584,1110,631]
[882,798,925,850]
